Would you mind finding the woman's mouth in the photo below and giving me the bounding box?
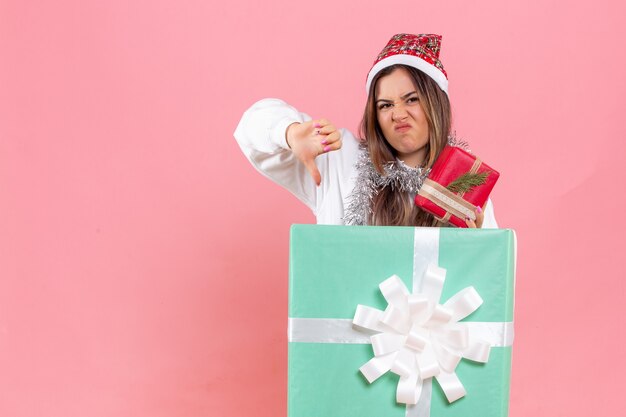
[395,123,411,132]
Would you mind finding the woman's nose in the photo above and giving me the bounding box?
[392,106,408,121]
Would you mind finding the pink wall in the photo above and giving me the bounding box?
[1,1,624,416]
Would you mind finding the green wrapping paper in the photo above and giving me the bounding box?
[288,225,515,417]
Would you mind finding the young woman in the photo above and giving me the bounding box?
[234,33,497,228]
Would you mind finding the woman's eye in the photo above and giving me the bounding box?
[407,96,419,103]
[378,103,391,110]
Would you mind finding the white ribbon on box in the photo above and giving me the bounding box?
[287,228,514,417]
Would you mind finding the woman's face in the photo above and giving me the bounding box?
[375,67,429,167]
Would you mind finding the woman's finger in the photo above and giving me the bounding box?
[303,157,321,186]
[312,118,330,129]
[475,206,484,229]
[318,124,337,135]
[465,216,477,228]
[465,206,484,228]
[321,139,342,153]
[321,130,341,145]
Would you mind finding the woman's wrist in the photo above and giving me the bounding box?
[285,122,300,149]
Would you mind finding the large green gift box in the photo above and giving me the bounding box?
[288,225,516,417]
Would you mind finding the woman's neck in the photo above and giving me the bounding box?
[398,155,425,169]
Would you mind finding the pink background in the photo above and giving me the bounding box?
[1,1,624,416]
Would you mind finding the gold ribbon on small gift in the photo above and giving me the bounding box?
[418,158,483,224]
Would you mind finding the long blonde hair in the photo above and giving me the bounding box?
[359,64,451,226]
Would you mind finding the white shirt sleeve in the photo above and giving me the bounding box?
[233,98,319,212]
[482,198,498,229]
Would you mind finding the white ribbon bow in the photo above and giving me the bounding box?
[352,264,491,405]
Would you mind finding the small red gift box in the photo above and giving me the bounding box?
[414,145,500,228]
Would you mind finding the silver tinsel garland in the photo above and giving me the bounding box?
[343,135,469,226]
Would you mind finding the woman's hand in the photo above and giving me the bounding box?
[465,205,484,229]
[286,119,342,186]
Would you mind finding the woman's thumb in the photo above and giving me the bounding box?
[303,158,321,186]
